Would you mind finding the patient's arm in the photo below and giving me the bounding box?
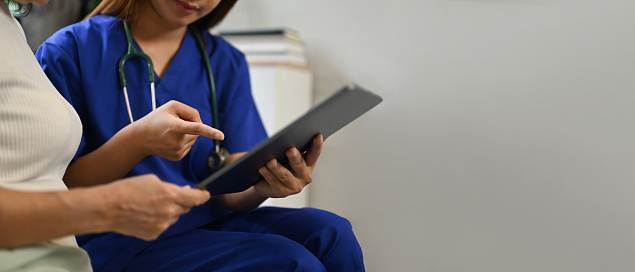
[0,187,103,248]
[0,175,210,248]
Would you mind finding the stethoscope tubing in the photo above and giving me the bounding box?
[119,21,156,124]
[118,20,229,171]
[191,25,222,153]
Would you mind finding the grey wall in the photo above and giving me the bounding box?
[218,1,635,271]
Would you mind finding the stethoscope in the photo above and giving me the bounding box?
[118,20,230,171]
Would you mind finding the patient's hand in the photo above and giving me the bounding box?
[99,174,210,240]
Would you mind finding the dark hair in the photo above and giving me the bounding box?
[87,0,236,30]
[4,0,32,18]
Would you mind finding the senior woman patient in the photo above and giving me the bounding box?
[0,0,220,271]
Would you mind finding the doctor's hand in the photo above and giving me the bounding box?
[131,100,224,161]
[97,174,210,240]
[254,134,324,198]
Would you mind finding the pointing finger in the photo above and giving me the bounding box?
[167,100,202,123]
[178,121,224,140]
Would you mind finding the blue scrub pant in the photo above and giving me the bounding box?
[122,207,365,272]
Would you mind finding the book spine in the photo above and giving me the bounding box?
[224,39,306,55]
[219,28,300,40]
[218,28,309,67]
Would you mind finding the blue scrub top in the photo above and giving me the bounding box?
[36,15,268,271]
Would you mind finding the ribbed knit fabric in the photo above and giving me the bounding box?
[1,3,82,247]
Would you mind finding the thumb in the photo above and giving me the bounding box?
[175,186,211,207]
[168,100,202,123]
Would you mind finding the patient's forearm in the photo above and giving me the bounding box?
[0,187,107,249]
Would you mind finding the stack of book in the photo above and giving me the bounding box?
[219,28,309,67]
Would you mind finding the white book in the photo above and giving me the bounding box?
[245,53,309,66]
[219,28,302,41]
[224,36,307,55]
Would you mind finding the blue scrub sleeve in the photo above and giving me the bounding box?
[217,54,268,154]
[36,42,88,160]
[202,32,267,154]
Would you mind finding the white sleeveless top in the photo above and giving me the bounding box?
[1,4,82,247]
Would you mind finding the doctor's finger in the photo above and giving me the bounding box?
[303,134,323,167]
[265,159,300,188]
[254,178,285,198]
[164,100,203,123]
[176,120,225,140]
[286,148,307,172]
[258,166,299,196]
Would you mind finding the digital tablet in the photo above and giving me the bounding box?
[196,83,383,195]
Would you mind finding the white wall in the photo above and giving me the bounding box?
[218,1,635,271]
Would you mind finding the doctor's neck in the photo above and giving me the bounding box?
[129,4,189,43]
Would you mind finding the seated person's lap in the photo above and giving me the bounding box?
[124,207,364,272]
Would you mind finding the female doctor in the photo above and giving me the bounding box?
[36,0,365,271]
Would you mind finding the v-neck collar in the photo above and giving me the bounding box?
[153,29,202,98]
[130,28,199,87]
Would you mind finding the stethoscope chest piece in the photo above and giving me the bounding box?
[208,147,230,171]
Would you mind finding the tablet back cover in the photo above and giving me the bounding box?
[196,83,383,195]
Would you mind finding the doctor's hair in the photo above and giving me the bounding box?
[86,0,237,30]
[3,0,32,18]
